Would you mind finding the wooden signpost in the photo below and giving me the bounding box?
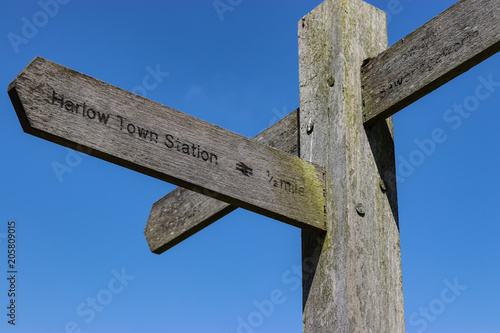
[8,0,500,331]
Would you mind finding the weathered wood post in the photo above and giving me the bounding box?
[298,0,405,331]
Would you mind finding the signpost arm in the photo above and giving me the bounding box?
[362,0,500,125]
[8,57,326,231]
[298,0,405,331]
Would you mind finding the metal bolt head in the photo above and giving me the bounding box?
[355,203,365,216]
[307,119,314,134]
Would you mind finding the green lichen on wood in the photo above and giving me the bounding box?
[296,157,327,228]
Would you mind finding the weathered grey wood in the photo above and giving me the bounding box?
[145,108,301,254]
[8,57,326,231]
[362,0,500,125]
[299,0,404,331]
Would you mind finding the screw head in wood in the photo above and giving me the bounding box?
[307,119,314,134]
[355,203,365,216]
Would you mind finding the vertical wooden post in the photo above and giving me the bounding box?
[298,0,405,331]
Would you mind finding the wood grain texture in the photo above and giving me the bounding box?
[362,0,500,125]
[8,57,326,231]
[299,0,404,331]
[144,109,302,254]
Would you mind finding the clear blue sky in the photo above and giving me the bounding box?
[1,0,499,332]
